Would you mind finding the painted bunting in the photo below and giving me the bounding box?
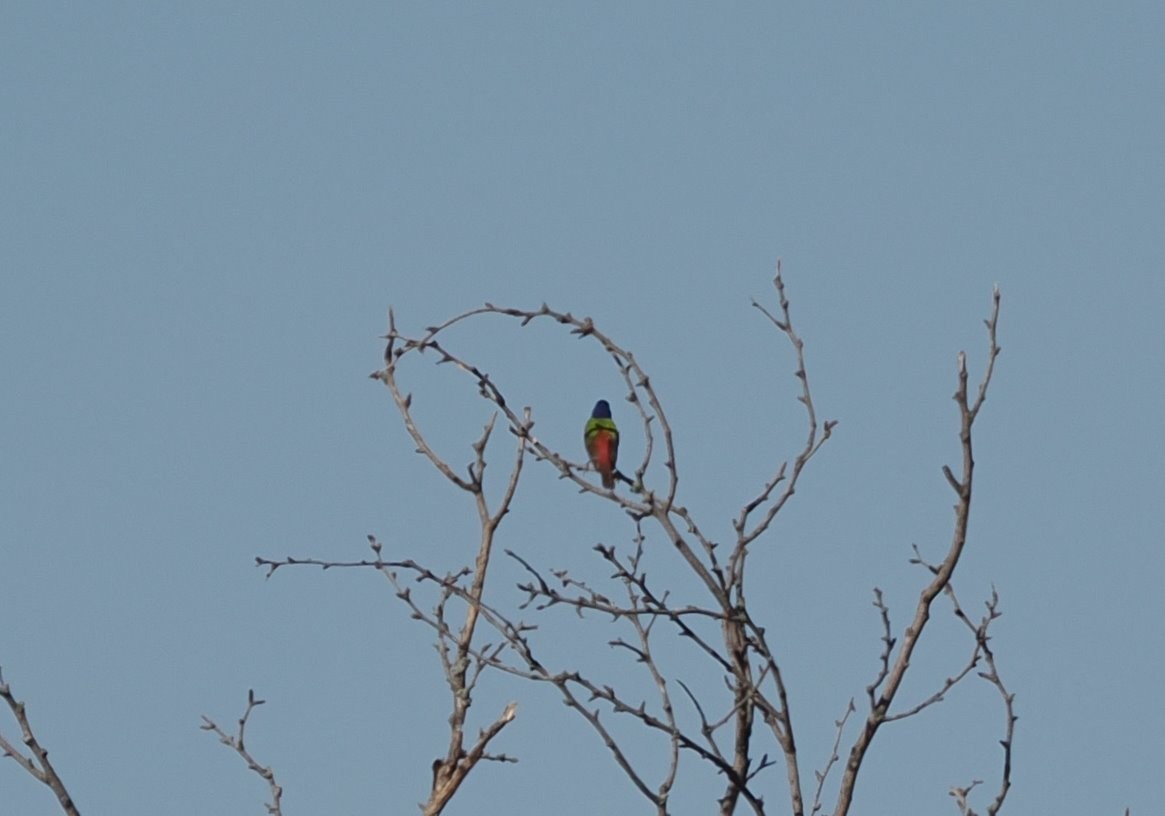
[584,399,619,489]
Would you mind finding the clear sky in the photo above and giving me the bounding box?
[3,3,1162,814]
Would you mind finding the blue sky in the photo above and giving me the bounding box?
[3,3,1162,814]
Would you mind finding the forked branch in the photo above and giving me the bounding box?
[201,689,283,816]
[0,668,80,816]
[250,276,1005,816]
[832,287,1005,816]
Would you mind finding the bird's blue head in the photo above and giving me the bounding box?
[592,399,612,419]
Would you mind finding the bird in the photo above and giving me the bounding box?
[584,399,619,489]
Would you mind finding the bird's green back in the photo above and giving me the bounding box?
[584,417,618,440]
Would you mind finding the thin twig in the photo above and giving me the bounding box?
[810,699,855,815]
[201,690,283,816]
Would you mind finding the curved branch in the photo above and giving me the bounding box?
[833,288,1003,815]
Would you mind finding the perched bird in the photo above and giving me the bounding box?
[584,399,619,489]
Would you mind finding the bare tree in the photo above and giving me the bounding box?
[2,272,1010,815]
[247,269,1012,815]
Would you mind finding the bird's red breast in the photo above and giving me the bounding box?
[591,431,615,469]
[588,429,617,488]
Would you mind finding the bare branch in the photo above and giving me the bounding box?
[950,780,983,815]
[551,677,666,809]
[969,286,1002,421]
[618,571,681,809]
[951,589,1015,816]
[201,690,283,816]
[677,679,728,765]
[810,699,855,815]
[834,288,1004,815]
[373,302,668,513]
[264,278,1007,816]
[425,702,520,816]
[736,264,837,557]
[865,588,896,706]
[0,668,80,816]
[507,547,732,674]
